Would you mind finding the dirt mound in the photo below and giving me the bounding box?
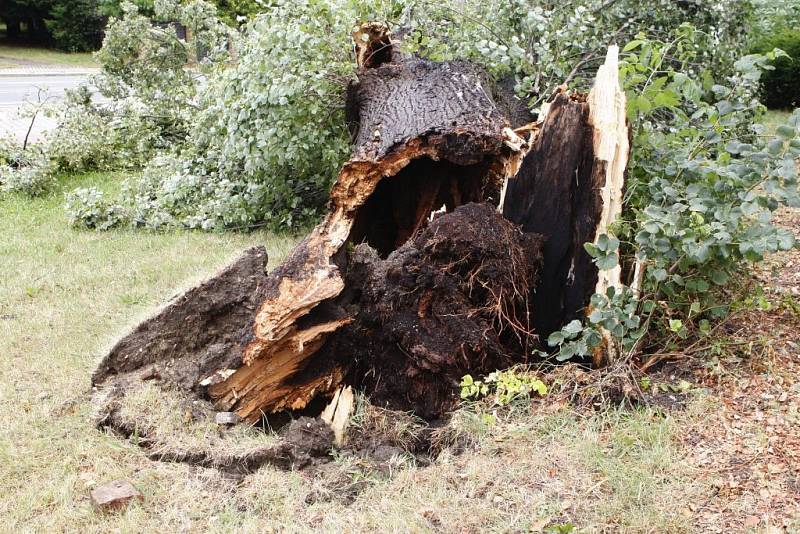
[325,202,544,418]
[92,246,270,391]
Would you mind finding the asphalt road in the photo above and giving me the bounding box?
[0,74,91,105]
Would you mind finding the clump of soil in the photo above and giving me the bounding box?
[325,202,545,419]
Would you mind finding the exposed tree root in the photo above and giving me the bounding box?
[324,203,544,418]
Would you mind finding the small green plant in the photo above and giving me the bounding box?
[460,368,547,406]
[64,187,129,230]
[545,523,576,534]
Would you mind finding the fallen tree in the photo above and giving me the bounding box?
[92,24,628,431]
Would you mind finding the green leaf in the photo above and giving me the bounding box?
[635,95,652,115]
[555,343,577,362]
[584,242,600,257]
[531,380,547,396]
[776,125,795,141]
[563,320,584,336]
[652,90,679,108]
[652,268,668,282]
[767,139,784,155]
[716,100,733,115]
[588,309,604,323]
[596,253,619,270]
[623,40,644,52]
[547,331,565,346]
[710,269,729,285]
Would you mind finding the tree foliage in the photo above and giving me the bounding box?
[401,0,753,108]
[46,0,106,52]
[1,0,105,51]
[750,28,800,109]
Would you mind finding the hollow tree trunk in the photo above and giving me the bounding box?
[92,28,629,427]
[92,23,529,423]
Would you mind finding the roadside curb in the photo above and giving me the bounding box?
[0,69,100,77]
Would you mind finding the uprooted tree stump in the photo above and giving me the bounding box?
[92,24,629,446]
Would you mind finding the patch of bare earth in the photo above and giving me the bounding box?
[678,207,800,532]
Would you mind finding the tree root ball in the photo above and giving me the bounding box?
[324,202,545,419]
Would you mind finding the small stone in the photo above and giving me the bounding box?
[215,412,241,425]
[90,480,142,511]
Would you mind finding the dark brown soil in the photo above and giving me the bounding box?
[322,202,545,418]
[92,246,269,392]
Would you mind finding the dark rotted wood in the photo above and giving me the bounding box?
[502,93,600,340]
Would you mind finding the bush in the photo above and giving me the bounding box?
[46,0,106,52]
[142,0,362,231]
[751,29,800,108]
[545,31,800,362]
[0,139,55,197]
[47,86,165,172]
[64,187,129,230]
[0,158,56,196]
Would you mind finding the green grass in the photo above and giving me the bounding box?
[0,172,704,531]
[0,171,297,530]
[0,44,98,69]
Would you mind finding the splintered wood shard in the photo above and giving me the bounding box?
[586,45,629,365]
[320,386,355,446]
[588,45,628,300]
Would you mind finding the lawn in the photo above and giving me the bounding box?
[0,44,98,69]
[0,171,797,532]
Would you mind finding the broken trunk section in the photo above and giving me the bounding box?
[91,26,629,470]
